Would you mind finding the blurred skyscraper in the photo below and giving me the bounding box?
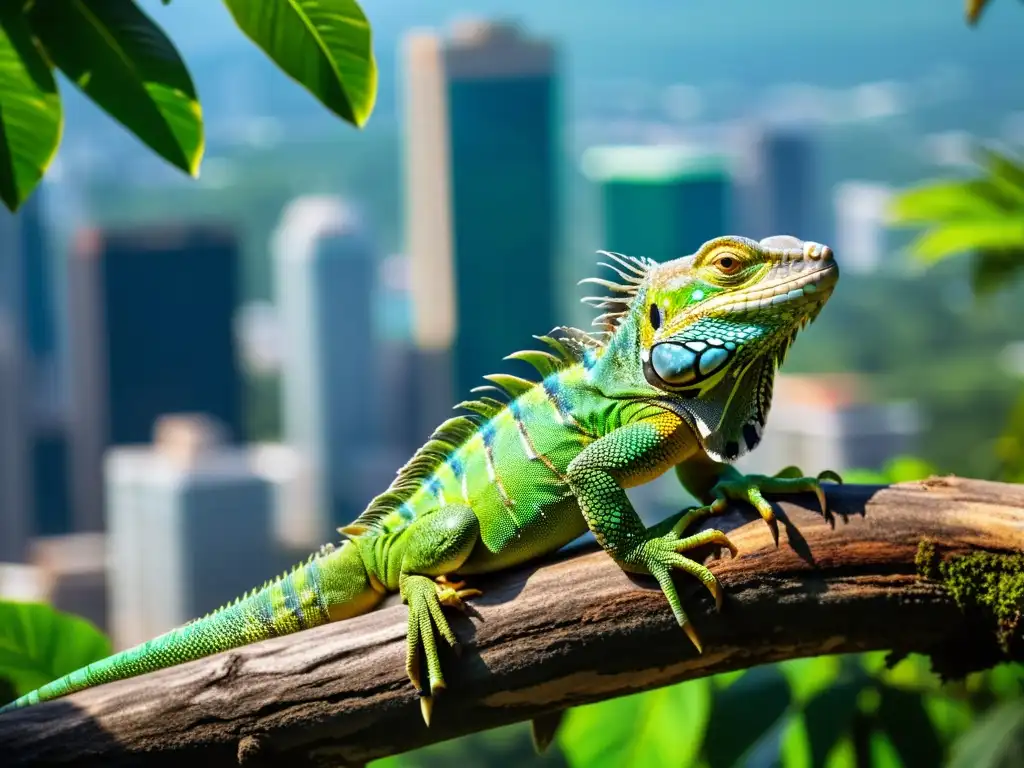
[272,196,379,537]
[582,145,731,262]
[735,125,818,241]
[833,181,894,274]
[0,186,71,561]
[403,19,560,408]
[0,205,29,562]
[68,224,243,533]
[104,415,277,650]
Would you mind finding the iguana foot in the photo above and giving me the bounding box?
[626,527,738,654]
[705,467,844,545]
[401,574,482,726]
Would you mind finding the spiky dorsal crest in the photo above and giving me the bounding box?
[182,543,340,626]
[341,327,600,537]
[578,251,655,335]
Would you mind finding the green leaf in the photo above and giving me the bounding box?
[969,249,1024,296]
[28,0,203,176]
[868,730,903,768]
[0,2,62,211]
[0,601,112,696]
[904,221,1024,263]
[781,656,842,705]
[222,0,377,127]
[0,677,15,708]
[802,677,867,767]
[876,686,943,768]
[702,665,792,768]
[559,679,712,768]
[948,699,1024,768]
[887,180,1005,226]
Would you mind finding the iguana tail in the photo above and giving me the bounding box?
[0,540,382,713]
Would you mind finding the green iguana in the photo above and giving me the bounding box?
[1,235,841,738]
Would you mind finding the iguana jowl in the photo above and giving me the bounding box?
[1,235,841,730]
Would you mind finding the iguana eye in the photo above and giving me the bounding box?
[712,252,741,274]
[649,303,661,330]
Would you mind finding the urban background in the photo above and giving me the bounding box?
[1,0,1023,765]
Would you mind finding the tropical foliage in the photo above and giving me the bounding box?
[0,0,376,211]
[0,601,111,707]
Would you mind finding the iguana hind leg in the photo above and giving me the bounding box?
[398,504,482,726]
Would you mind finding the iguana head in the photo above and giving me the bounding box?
[581,235,839,462]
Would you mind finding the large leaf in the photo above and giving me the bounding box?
[559,678,712,768]
[947,699,1024,768]
[800,677,867,767]
[888,180,1006,226]
[29,0,203,176]
[223,0,376,127]
[904,221,1024,263]
[0,2,62,211]
[0,601,112,696]
[876,686,944,768]
[702,664,792,768]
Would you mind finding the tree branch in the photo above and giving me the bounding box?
[2,476,1023,767]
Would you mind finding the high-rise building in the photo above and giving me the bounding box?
[833,181,894,274]
[0,207,29,562]
[104,415,278,650]
[29,533,108,633]
[402,19,560,404]
[734,125,819,241]
[272,196,378,536]
[582,145,732,263]
[737,374,922,477]
[68,224,243,533]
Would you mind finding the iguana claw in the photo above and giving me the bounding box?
[705,466,843,544]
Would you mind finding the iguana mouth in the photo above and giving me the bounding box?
[718,262,839,316]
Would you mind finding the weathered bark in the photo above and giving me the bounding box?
[2,476,1023,767]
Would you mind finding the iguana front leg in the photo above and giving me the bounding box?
[397,504,483,725]
[565,414,736,652]
[675,457,843,544]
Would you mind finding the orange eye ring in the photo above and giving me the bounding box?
[711,251,742,274]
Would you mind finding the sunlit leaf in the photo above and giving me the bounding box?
[702,664,792,768]
[869,730,903,768]
[923,695,976,745]
[904,221,1024,263]
[28,0,203,177]
[887,180,1005,226]
[781,656,842,705]
[0,601,112,696]
[781,714,813,768]
[948,699,1024,768]
[559,679,712,768]
[0,2,62,211]
[985,662,1024,699]
[222,0,377,127]
[823,736,857,768]
[883,456,940,483]
[877,687,944,768]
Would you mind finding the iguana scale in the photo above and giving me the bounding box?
[0,235,841,735]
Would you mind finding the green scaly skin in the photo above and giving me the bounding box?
[1,234,841,737]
